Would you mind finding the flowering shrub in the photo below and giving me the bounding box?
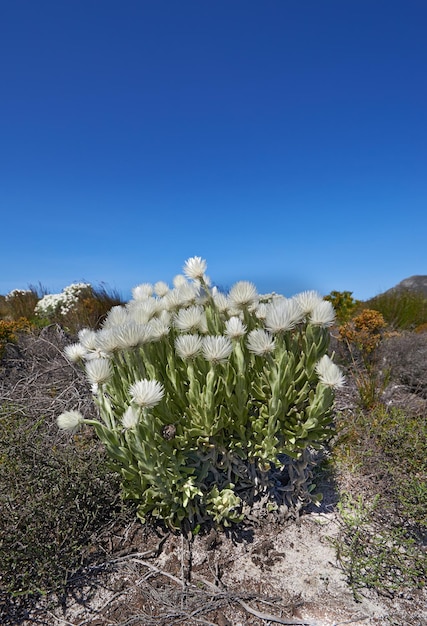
[35,283,92,319]
[58,257,343,530]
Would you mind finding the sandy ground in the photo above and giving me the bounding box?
[24,508,426,626]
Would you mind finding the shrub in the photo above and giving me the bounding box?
[379,331,427,399]
[34,283,124,332]
[0,318,33,358]
[324,290,360,324]
[58,257,343,531]
[365,289,427,330]
[0,287,42,321]
[0,404,125,602]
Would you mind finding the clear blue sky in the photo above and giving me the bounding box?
[1,0,426,301]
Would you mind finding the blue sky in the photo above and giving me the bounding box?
[1,1,426,302]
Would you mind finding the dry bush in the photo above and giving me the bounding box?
[379,331,427,399]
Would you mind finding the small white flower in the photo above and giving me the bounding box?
[228,281,258,308]
[122,405,140,429]
[132,283,153,300]
[225,316,247,339]
[175,334,203,359]
[95,328,119,354]
[315,355,345,388]
[255,303,268,320]
[64,342,87,362]
[102,305,129,328]
[127,298,159,324]
[85,358,113,385]
[78,328,98,351]
[163,284,199,310]
[294,290,324,315]
[309,300,336,327]
[173,274,188,288]
[183,256,207,280]
[114,322,151,349]
[57,410,84,432]
[130,379,165,408]
[212,292,229,312]
[174,305,206,333]
[265,299,303,333]
[202,335,233,364]
[154,281,169,297]
[247,329,276,356]
[147,317,170,340]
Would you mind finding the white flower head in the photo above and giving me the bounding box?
[64,342,87,363]
[255,303,268,320]
[309,300,336,327]
[102,305,129,329]
[95,328,119,354]
[147,317,170,340]
[175,334,203,359]
[130,379,165,408]
[228,281,258,309]
[57,410,84,433]
[174,305,206,333]
[173,274,188,288]
[127,298,159,324]
[315,355,345,389]
[154,281,170,297]
[78,328,98,351]
[294,290,324,315]
[114,322,151,349]
[213,292,229,312]
[225,316,247,339]
[265,298,303,333]
[183,256,207,280]
[202,335,233,364]
[132,283,153,300]
[122,405,140,429]
[247,329,276,356]
[85,358,113,385]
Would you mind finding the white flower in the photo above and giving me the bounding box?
[85,358,113,385]
[309,300,336,327]
[175,334,203,359]
[163,284,199,310]
[265,298,303,333]
[154,281,169,296]
[114,322,151,349]
[132,283,153,300]
[147,317,170,340]
[173,274,188,288]
[183,256,207,280]
[225,316,247,339]
[228,281,258,308]
[78,328,98,351]
[122,405,139,429]
[174,305,206,333]
[212,292,229,312]
[255,303,268,320]
[64,342,87,362]
[127,298,159,324]
[202,335,233,364]
[247,329,276,356]
[57,410,84,432]
[130,379,165,408]
[315,355,345,389]
[294,290,324,315]
[102,305,129,328]
[95,328,119,354]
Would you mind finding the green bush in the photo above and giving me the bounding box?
[58,257,343,530]
[365,289,427,330]
[0,404,125,600]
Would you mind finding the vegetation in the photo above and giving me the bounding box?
[0,273,426,621]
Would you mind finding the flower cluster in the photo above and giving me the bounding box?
[58,257,343,529]
[35,283,91,318]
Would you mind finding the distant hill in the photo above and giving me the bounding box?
[384,275,427,297]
